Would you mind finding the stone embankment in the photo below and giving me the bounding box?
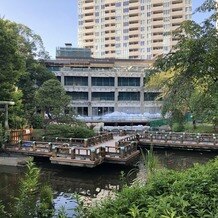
[0,153,30,166]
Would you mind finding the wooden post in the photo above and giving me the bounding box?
[196,136,200,144]
[32,141,36,151]
[119,147,125,158]
[69,138,72,146]
[101,147,106,157]
[84,139,88,147]
[213,136,216,146]
[52,147,58,157]
[150,134,153,142]
[164,134,168,143]
[48,142,52,152]
[180,135,183,144]
[18,140,22,150]
[71,148,75,159]
[90,148,96,161]
[169,132,172,140]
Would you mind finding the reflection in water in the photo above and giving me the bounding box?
[0,150,217,216]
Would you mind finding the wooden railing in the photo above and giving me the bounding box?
[141,131,217,145]
[35,133,114,148]
[10,129,33,145]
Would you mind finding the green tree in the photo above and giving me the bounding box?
[0,19,25,101]
[35,79,71,120]
[0,18,54,128]
[147,0,218,128]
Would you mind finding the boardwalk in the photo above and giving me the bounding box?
[136,132,218,151]
[5,133,140,168]
[4,131,218,168]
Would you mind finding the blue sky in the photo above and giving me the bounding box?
[0,0,208,58]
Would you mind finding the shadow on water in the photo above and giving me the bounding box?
[0,149,217,217]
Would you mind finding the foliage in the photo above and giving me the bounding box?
[0,18,53,128]
[0,201,7,218]
[35,79,71,120]
[13,160,41,217]
[45,124,95,138]
[0,124,4,148]
[85,158,218,218]
[37,185,54,217]
[184,123,215,133]
[0,19,25,101]
[147,1,218,126]
[31,114,44,129]
[12,160,54,218]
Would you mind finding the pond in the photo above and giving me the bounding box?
[0,150,217,217]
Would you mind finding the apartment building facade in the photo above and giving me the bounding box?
[46,57,162,118]
[78,0,192,59]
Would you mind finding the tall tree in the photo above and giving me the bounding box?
[0,18,54,128]
[35,79,71,120]
[0,19,25,101]
[147,0,218,128]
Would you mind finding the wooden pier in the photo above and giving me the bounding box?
[5,133,140,168]
[4,131,218,168]
[136,132,218,151]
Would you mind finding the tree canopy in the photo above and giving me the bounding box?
[0,18,55,128]
[147,0,218,128]
[35,79,71,120]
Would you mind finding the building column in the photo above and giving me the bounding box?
[140,74,145,114]
[114,72,118,111]
[88,72,92,116]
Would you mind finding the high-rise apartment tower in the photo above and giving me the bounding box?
[78,0,192,59]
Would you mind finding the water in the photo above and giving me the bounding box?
[0,150,217,217]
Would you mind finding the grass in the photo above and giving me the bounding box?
[184,122,215,133]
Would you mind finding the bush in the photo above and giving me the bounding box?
[31,114,44,129]
[172,122,185,132]
[0,124,3,148]
[45,124,95,138]
[85,158,218,218]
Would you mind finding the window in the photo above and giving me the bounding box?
[56,76,61,82]
[123,8,129,13]
[92,92,114,101]
[92,107,114,116]
[118,92,140,101]
[92,77,114,86]
[64,76,88,86]
[118,77,140,86]
[76,107,88,116]
[67,92,88,101]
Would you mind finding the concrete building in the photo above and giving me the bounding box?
[78,0,192,59]
[56,43,91,59]
[45,57,162,118]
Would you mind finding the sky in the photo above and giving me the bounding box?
[0,0,209,58]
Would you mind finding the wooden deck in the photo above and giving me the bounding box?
[4,131,217,167]
[5,134,139,168]
[136,132,218,151]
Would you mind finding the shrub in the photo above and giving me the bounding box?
[0,124,3,148]
[85,158,218,218]
[45,124,95,138]
[172,122,185,132]
[31,114,44,129]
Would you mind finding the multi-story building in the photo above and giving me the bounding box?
[78,0,192,59]
[46,51,161,118]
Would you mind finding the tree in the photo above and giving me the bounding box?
[0,19,25,101]
[0,18,53,128]
[35,79,71,120]
[147,0,218,129]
